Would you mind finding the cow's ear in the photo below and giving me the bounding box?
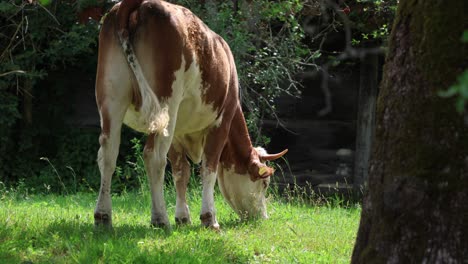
[258,166,274,178]
[249,163,274,182]
[260,149,288,162]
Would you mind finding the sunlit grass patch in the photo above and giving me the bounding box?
[0,185,360,263]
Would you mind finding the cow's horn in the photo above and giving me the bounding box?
[261,149,288,161]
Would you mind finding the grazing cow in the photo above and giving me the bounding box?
[94,0,287,229]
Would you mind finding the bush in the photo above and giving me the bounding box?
[1,0,311,192]
[0,0,100,188]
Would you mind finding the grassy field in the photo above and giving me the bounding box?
[0,184,360,263]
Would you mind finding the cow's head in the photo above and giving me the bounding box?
[218,147,288,219]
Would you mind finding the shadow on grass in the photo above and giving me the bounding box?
[42,217,267,240]
[39,219,250,263]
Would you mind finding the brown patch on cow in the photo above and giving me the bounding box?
[95,10,117,109]
[182,45,194,72]
[200,36,230,110]
[219,106,278,181]
[202,90,239,172]
[117,0,143,38]
[180,8,194,71]
[128,0,189,99]
[203,125,230,172]
[95,10,119,138]
[117,0,233,108]
[193,24,240,172]
[219,106,253,174]
[184,15,233,112]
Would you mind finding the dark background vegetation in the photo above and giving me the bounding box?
[0,0,396,193]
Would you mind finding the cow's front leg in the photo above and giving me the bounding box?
[200,166,220,230]
[200,122,233,230]
[144,133,172,229]
[168,145,192,225]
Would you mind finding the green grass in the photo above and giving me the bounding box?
[0,185,360,263]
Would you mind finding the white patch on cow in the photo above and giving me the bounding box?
[199,164,219,227]
[174,60,220,135]
[173,170,191,220]
[217,166,269,219]
[122,53,221,147]
[254,146,268,157]
[170,58,222,163]
[213,111,223,128]
[201,170,217,214]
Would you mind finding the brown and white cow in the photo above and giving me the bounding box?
[94,0,287,229]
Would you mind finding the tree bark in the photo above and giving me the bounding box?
[232,0,239,13]
[352,1,468,263]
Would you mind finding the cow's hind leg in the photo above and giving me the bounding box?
[144,125,177,229]
[94,12,132,228]
[94,102,128,228]
[168,144,192,225]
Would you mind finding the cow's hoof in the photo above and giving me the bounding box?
[94,212,112,229]
[151,217,171,231]
[94,212,112,226]
[175,217,191,225]
[151,223,172,233]
[151,222,170,229]
[200,212,220,231]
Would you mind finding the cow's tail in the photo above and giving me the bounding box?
[116,0,169,136]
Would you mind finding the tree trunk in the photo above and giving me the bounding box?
[232,0,239,13]
[354,48,379,190]
[352,1,468,263]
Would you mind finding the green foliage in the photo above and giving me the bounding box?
[348,0,397,46]
[76,0,101,11]
[0,93,20,161]
[35,129,101,194]
[0,0,398,192]
[438,30,468,113]
[1,0,309,188]
[114,136,150,194]
[38,0,52,6]
[439,70,468,113]
[462,30,468,42]
[0,0,101,186]
[181,0,309,145]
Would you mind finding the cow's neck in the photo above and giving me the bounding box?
[220,105,254,174]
